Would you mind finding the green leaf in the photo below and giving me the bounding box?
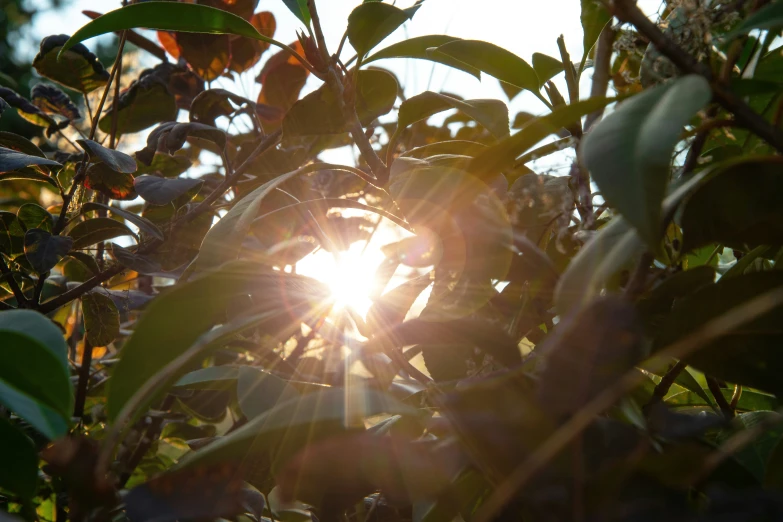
[0,211,24,257]
[67,251,100,276]
[347,2,417,58]
[61,2,280,57]
[134,153,192,178]
[283,69,398,137]
[365,35,481,79]
[0,417,38,500]
[537,297,645,417]
[0,146,61,173]
[109,243,162,275]
[434,40,540,100]
[237,366,299,419]
[81,292,120,347]
[582,75,711,247]
[0,131,46,157]
[0,170,60,189]
[468,96,615,179]
[173,388,418,484]
[554,217,644,314]
[282,0,311,25]
[729,1,783,36]
[18,203,53,232]
[532,52,564,85]
[97,75,177,135]
[680,157,783,251]
[197,168,305,269]
[105,261,328,420]
[174,365,239,390]
[402,140,487,159]
[395,91,509,138]
[68,217,137,250]
[77,138,136,173]
[84,163,137,201]
[134,175,203,206]
[0,310,69,370]
[31,83,81,121]
[81,202,163,242]
[581,0,611,68]
[654,272,783,394]
[24,229,73,274]
[0,329,73,420]
[32,34,109,93]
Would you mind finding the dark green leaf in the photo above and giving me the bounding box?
[0,170,60,189]
[581,0,611,67]
[680,157,783,251]
[435,40,540,100]
[347,2,417,58]
[537,297,645,417]
[190,88,250,126]
[395,91,509,138]
[402,140,487,159]
[582,75,711,247]
[532,52,564,85]
[0,310,69,370]
[81,292,120,347]
[0,212,25,257]
[68,217,137,250]
[17,203,53,232]
[729,1,783,35]
[82,202,163,241]
[365,35,481,79]
[109,243,162,275]
[24,229,73,274]
[237,366,299,419]
[67,251,100,275]
[0,329,73,420]
[77,138,136,173]
[106,261,329,420]
[61,3,280,57]
[654,272,783,394]
[174,387,418,483]
[0,146,61,173]
[32,34,109,93]
[554,217,644,314]
[283,69,397,137]
[0,417,38,500]
[174,366,239,390]
[135,153,192,178]
[134,175,203,206]
[282,0,311,25]
[468,96,615,179]
[0,132,46,158]
[98,72,177,135]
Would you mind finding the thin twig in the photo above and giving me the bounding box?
[0,256,28,308]
[644,359,687,413]
[74,339,94,419]
[706,376,735,418]
[584,24,616,132]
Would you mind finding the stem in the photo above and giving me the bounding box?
[706,376,735,419]
[644,360,687,413]
[608,0,783,154]
[0,256,28,308]
[74,339,94,419]
[307,0,331,65]
[584,24,616,132]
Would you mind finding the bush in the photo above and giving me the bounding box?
[1,0,783,520]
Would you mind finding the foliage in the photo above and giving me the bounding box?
[2,0,783,521]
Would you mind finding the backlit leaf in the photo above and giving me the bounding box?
[134,175,203,206]
[395,91,509,139]
[32,34,109,93]
[77,139,136,174]
[0,417,38,500]
[81,292,120,347]
[84,163,136,200]
[365,35,481,79]
[81,202,163,241]
[0,146,61,173]
[347,2,419,58]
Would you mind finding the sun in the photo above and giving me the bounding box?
[295,231,389,317]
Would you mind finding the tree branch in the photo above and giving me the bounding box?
[584,23,616,132]
[608,0,783,154]
[0,256,28,308]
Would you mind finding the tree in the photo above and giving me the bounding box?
[2,0,783,520]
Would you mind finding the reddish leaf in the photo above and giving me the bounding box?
[84,163,136,200]
[157,31,181,60]
[177,32,232,81]
[228,11,276,73]
[256,41,309,122]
